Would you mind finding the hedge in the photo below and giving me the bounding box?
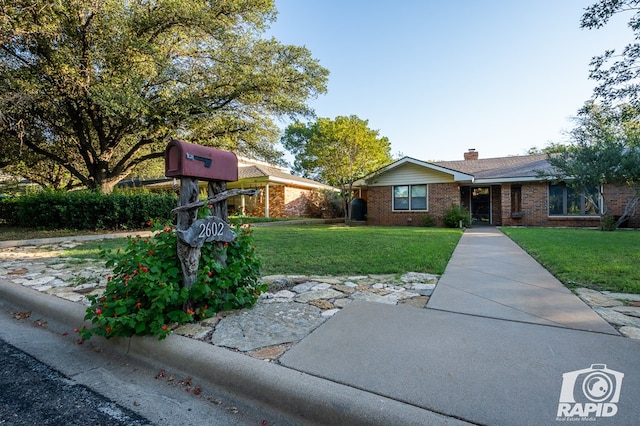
[0,191,177,230]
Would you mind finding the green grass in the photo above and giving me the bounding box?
[502,228,640,294]
[60,225,462,276]
[251,225,462,276]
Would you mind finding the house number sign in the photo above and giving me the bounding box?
[177,216,236,248]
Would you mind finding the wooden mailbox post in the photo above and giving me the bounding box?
[165,140,259,290]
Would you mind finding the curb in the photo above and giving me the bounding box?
[0,280,462,425]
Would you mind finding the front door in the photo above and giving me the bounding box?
[461,186,491,225]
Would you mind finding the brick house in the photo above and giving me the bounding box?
[352,150,639,228]
[227,161,338,218]
[135,158,339,218]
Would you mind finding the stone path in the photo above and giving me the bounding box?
[1,241,639,363]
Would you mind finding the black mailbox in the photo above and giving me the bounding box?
[165,140,238,182]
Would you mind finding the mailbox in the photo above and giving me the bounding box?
[165,140,238,182]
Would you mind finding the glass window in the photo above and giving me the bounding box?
[393,185,427,211]
[394,186,409,210]
[548,183,600,216]
[410,185,427,210]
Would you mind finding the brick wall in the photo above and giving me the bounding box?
[500,182,639,228]
[366,182,639,228]
[235,184,337,218]
[365,183,459,227]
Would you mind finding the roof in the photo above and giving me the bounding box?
[353,154,555,186]
[434,154,555,183]
[122,163,336,191]
[237,165,336,190]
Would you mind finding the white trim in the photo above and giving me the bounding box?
[474,176,551,184]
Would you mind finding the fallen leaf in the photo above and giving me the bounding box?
[12,311,31,320]
[33,320,48,327]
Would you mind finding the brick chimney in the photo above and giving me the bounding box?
[464,149,478,160]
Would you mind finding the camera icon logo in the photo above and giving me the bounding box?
[557,364,624,419]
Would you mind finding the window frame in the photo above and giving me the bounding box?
[548,183,601,217]
[392,184,428,212]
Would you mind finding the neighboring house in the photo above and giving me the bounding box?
[130,158,338,218]
[352,149,639,228]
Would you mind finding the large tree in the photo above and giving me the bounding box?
[546,102,640,229]
[281,115,392,217]
[582,0,640,105]
[0,0,328,192]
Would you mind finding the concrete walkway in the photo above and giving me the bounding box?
[428,227,618,334]
[279,227,640,425]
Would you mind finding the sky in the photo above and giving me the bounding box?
[267,0,634,162]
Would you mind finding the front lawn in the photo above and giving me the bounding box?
[62,225,463,277]
[251,225,462,276]
[502,228,640,294]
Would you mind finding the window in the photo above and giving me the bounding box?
[393,184,427,211]
[511,185,522,213]
[548,183,600,216]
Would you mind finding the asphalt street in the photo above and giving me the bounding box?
[0,300,298,426]
[0,337,151,425]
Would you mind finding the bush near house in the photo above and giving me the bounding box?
[443,204,471,228]
[0,190,177,230]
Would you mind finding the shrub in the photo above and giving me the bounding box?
[442,204,471,228]
[420,214,436,227]
[9,190,177,230]
[0,197,19,225]
[78,220,264,340]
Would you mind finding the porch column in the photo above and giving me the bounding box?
[264,183,270,218]
[240,185,246,214]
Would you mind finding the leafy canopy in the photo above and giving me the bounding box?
[281,115,392,188]
[0,0,328,192]
[546,101,640,228]
[582,0,640,105]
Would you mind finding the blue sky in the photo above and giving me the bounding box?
[268,0,633,162]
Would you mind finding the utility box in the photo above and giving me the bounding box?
[165,139,238,182]
[350,198,367,221]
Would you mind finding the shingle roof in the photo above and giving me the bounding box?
[433,154,554,180]
[238,165,335,189]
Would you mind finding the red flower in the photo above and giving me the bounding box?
[95,309,102,315]
[136,302,142,308]
[74,328,79,333]
[148,250,154,256]
[106,326,112,333]
[141,266,149,273]
[107,275,112,281]
[162,325,168,331]
[207,271,213,277]
[147,221,153,226]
